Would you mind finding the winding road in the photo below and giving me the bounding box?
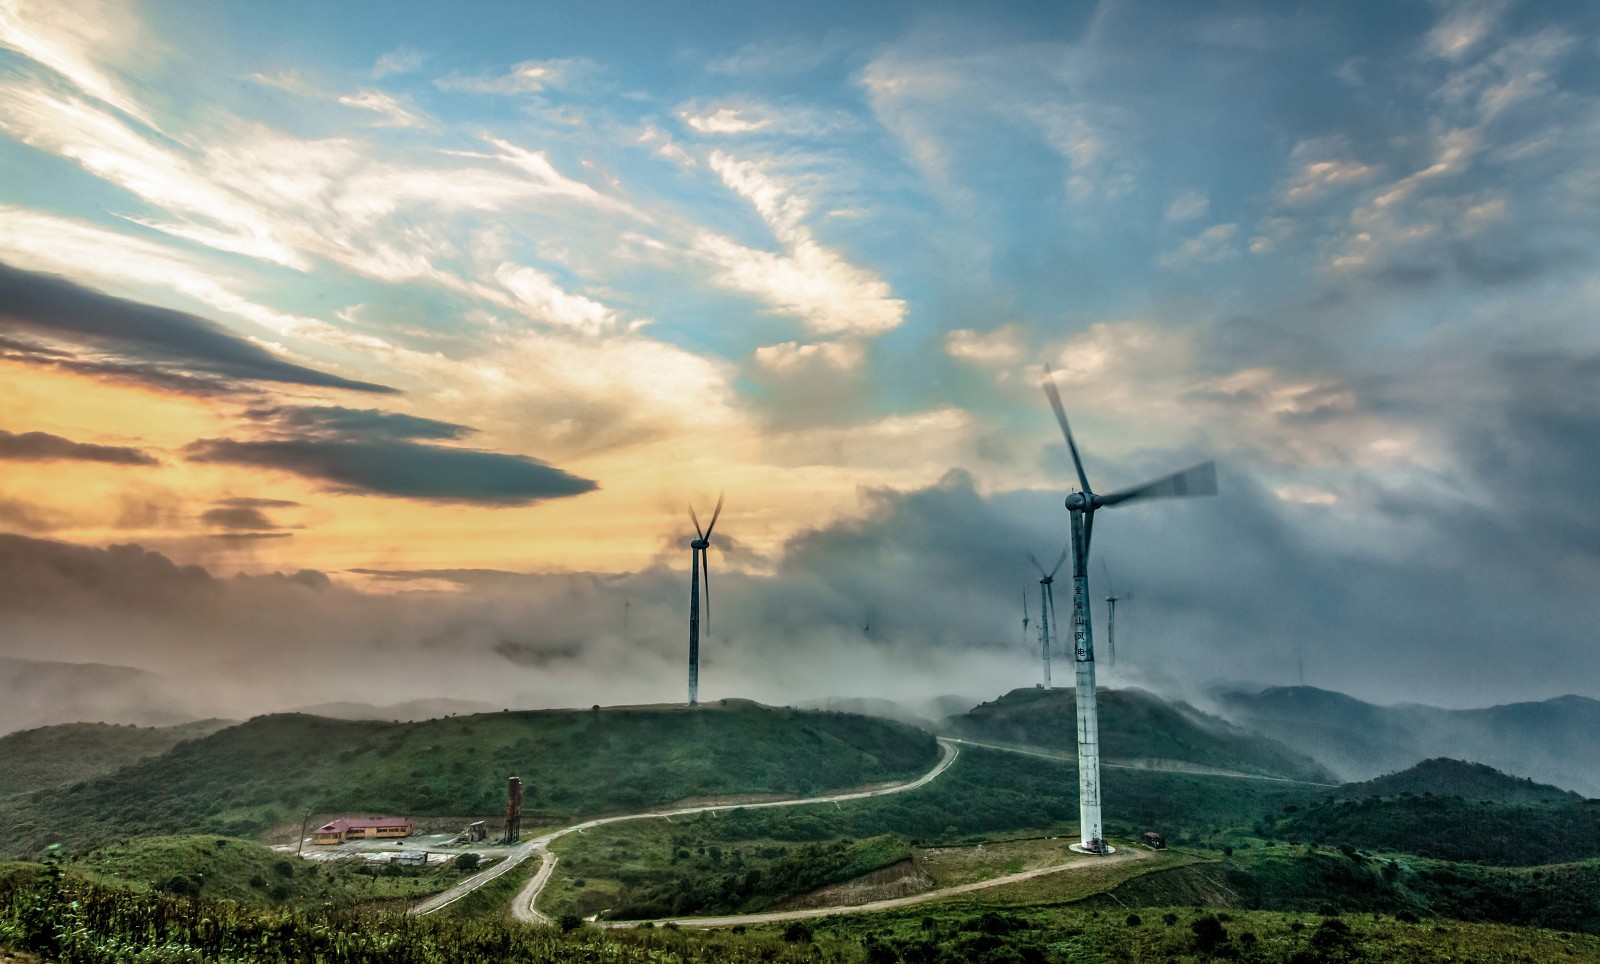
[411,738,960,921]
[414,732,1309,925]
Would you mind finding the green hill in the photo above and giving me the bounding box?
[0,720,235,798]
[1272,774,1600,866]
[943,687,1334,783]
[1341,758,1581,806]
[69,834,457,909]
[0,700,938,858]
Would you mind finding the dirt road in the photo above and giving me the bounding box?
[595,847,1147,929]
[507,738,961,924]
[945,737,1338,786]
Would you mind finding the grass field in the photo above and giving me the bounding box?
[0,720,232,798]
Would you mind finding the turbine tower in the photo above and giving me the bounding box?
[687,492,724,706]
[1027,549,1068,689]
[1102,561,1120,667]
[1020,590,1031,672]
[1041,366,1216,854]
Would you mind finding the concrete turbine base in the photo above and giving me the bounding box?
[1070,843,1117,856]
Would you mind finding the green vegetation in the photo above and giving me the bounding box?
[5,860,1598,964]
[0,701,937,858]
[0,720,232,798]
[665,746,1314,849]
[945,687,1334,782]
[1340,758,1582,805]
[544,823,910,919]
[66,835,460,910]
[1273,792,1600,865]
[430,856,538,923]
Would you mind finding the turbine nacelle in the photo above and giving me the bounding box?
[691,538,710,550]
[1064,491,1095,511]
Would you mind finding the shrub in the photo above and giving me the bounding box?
[783,922,813,943]
[456,852,481,872]
[1125,913,1143,926]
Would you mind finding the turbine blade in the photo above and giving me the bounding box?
[1101,559,1116,598]
[701,549,711,635]
[1041,364,1092,495]
[1098,460,1217,507]
[704,490,726,539]
[1026,551,1047,577]
[688,503,705,541]
[1049,546,1068,579]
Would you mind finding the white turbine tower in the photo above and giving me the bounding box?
[1041,367,1216,855]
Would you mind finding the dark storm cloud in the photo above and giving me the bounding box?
[0,430,158,466]
[199,506,282,530]
[208,532,294,542]
[244,406,472,441]
[0,262,394,395]
[183,437,598,505]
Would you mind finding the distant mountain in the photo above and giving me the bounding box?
[1214,685,1600,797]
[941,686,1335,783]
[0,657,201,735]
[289,698,502,721]
[0,720,235,797]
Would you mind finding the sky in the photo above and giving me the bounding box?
[2,0,1599,714]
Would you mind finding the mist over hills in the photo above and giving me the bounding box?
[1214,685,1600,798]
[941,686,1335,783]
[0,657,205,735]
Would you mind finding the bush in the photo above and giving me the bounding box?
[782,922,813,943]
[456,852,481,872]
[557,913,582,932]
[1125,913,1143,926]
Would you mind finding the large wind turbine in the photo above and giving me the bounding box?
[1041,367,1216,854]
[687,492,724,707]
[1027,549,1068,689]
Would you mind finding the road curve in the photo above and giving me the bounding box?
[596,847,1148,929]
[507,738,961,925]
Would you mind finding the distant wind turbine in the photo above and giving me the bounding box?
[687,492,724,707]
[1027,548,1068,690]
[1101,560,1124,667]
[1020,590,1031,671]
[1041,365,1216,855]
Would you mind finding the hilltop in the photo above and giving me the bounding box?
[1215,685,1600,796]
[1341,758,1581,805]
[0,720,234,797]
[0,700,938,858]
[942,687,1334,783]
[1261,759,1600,866]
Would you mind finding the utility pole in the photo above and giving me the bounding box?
[296,809,311,855]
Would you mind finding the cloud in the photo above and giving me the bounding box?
[243,406,472,441]
[946,325,1027,367]
[213,497,300,509]
[1158,223,1240,267]
[753,340,865,375]
[0,429,157,465]
[372,46,426,79]
[183,437,597,505]
[494,262,620,333]
[1165,190,1210,222]
[0,262,394,395]
[337,89,433,130]
[433,58,595,95]
[199,506,283,531]
[0,0,159,127]
[682,107,769,135]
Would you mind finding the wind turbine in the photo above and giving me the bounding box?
[1027,548,1068,689]
[687,492,724,707]
[1101,560,1123,667]
[1041,366,1216,854]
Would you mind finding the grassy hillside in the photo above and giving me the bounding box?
[0,701,937,858]
[943,687,1334,782]
[1273,791,1600,866]
[70,835,459,910]
[0,720,234,798]
[1340,757,1581,805]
